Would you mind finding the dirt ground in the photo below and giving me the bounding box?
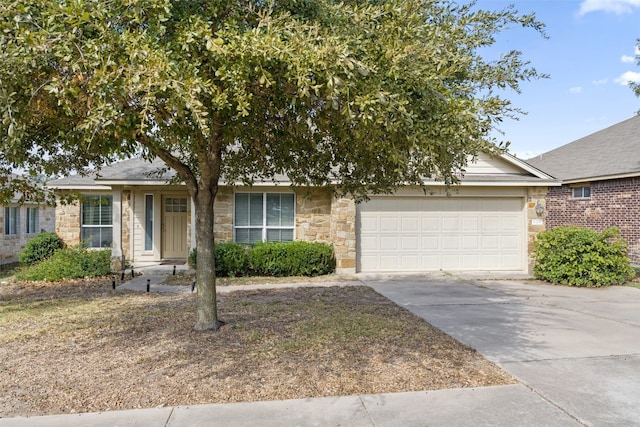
[0,277,514,417]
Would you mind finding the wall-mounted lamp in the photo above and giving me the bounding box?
[535,200,544,217]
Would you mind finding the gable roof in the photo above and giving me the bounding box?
[48,151,557,190]
[527,115,640,183]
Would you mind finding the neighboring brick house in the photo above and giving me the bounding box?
[0,196,56,265]
[49,152,556,274]
[527,115,640,264]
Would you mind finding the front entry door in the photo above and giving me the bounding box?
[162,196,188,259]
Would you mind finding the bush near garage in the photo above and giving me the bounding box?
[16,247,112,282]
[189,241,335,277]
[18,232,64,265]
[533,226,635,287]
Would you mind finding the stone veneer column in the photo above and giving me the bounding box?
[527,187,548,274]
[330,196,357,274]
[55,200,81,247]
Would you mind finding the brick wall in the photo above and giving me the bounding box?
[546,178,640,264]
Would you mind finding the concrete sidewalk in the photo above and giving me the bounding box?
[0,385,578,427]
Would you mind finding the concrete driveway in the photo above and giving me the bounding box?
[363,275,640,427]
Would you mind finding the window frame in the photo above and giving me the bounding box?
[4,206,19,236]
[26,206,39,235]
[144,194,154,252]
[572,185,591,200]
[80,194,113,248]
[233,192,295,244]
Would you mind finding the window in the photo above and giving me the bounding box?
[234,193,295,244]
[572,186,591,199]
[26,207,39,234]
[4,206,19,236]
[81,195,113,248]
[144,195,154,251]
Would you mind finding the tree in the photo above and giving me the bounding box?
[0,0,545,331]
[633,38,640,99]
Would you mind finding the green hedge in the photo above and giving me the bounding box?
[16,247,112,282]
[189,241,335,277]
[250,241,334,277]
[19,232,64,265]
[533,226,635,287]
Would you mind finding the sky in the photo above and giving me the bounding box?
[475,0,640,159]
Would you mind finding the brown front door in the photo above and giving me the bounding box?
[162,196,188,259]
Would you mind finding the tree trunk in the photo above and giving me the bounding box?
[192,186,223,331]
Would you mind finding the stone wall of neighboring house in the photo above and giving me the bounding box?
[0,204,56,265]
[545,178,640,264]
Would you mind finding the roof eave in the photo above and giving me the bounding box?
[563,171,640,184]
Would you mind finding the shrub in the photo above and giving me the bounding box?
[188,243,250,277]
[189,247,197,270]
[190,241,335,277]
[215,243,250,277]
[534,226,635,287]
[250,241,335,277]
[16,247,112,281]
[19,232,64,265]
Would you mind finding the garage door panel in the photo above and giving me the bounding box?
[421,218,439,231]
[380,236,398,250]
[360,217,378,232]
[380,217,399,232]
[462,235,479,249]
[358,197,524,272]
[462,217,480,231]
[421,236,439,249]
[401,236,419,250]
[442,218,458,231]
[401,217,419,232]
[482,235,499,249]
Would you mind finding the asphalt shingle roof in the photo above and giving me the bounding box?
[527,115,640,182]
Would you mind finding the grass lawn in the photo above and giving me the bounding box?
[0,276,514,417]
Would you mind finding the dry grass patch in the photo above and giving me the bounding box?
[0,278,514,417]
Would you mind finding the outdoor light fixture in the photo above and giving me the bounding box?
[535,201,544,217]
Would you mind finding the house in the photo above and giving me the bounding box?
[0,192,56,265]
[49,153,557,274]
[527,115,640,264]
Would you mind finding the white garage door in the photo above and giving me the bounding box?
[357,197,525,272]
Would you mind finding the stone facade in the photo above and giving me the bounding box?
[330,197,357,273]
[55,200,81,247]
[526,187,549,273]
[1,204,56,265]
[295,189,332,243]
[213,187,234,243]
[545,178,640,265]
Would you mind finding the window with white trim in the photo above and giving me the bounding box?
[234,193,295,244]
[81,195,113,248]
[26,207,39,234]
[4,206,19,236]
[572,186,591,199]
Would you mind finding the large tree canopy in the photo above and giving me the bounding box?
[0,0,545,330]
